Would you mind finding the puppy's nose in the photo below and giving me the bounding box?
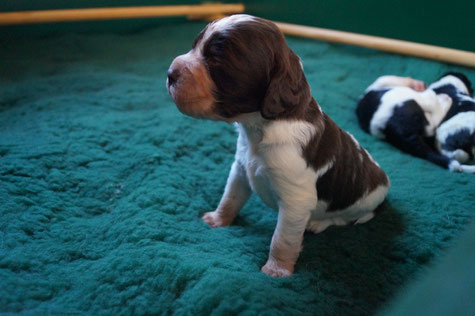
[167,68,180,86]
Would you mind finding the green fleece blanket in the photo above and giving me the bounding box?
[1,21,474,315]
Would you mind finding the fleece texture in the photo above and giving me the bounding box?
[381,220,475,316]
[1,21,474,315]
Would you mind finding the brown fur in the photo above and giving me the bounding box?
[303,113,389,211]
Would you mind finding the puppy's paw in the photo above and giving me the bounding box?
[202,211,233,228]
[409,79,427,92]
[458,164,475,174]
[261,258,294,277]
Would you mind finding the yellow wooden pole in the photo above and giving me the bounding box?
[0,4,245,25]
[274,21,475,68]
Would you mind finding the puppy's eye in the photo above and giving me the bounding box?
[207,59,216,68]
[204,56,218,70]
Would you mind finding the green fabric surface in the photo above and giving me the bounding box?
[1,21,474,315]
[380,220,475,316]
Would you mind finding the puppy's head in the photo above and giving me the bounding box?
[167,14,311,121]
[438,72,473,97]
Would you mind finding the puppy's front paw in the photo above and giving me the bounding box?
[409,79,427,92]
[202,211,233,228]
[261,258,294,277]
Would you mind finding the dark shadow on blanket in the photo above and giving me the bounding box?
[231,200,412,311]
[298,201,408,311]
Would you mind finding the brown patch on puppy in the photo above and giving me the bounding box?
[303,113,389,211]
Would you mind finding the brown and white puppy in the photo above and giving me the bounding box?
[167,15,390,277]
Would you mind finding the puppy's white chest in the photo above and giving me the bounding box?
[245,152,279,210]
[235,119,320,211]
[235,123,279,210]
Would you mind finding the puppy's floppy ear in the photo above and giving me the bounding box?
[261,49,311,119]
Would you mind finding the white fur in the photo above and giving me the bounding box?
[261,120,317,146]
[236,115,320,213]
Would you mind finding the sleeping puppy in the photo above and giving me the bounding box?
[167,15,390,277]
[430,73,475,172]
[357,74,475,172]
[356,75,456,170]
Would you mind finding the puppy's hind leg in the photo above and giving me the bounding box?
[202,161,252,227]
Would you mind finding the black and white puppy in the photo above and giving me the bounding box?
[167,15,390,277]
[356,75,458,170]
[357,73,475,172]
[429,73,475,172]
